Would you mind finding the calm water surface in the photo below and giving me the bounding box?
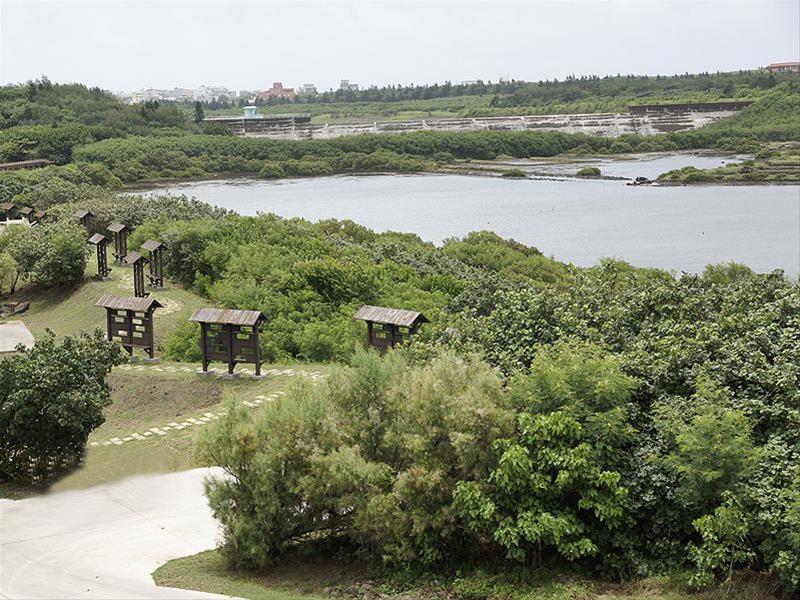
[137,156,800,277]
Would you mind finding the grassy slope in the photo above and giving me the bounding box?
[0,261,331,496]
[4,253,205,350]
[154,549,787,600]
[49,362,328,493]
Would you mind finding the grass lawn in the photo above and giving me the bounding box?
[1,361,329,497]
[3,254,206,351]
[47,361,329,494]
[154,549,788,600]
[0,259,332,497]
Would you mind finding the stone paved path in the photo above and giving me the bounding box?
[88,365,324,449]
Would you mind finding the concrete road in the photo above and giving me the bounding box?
[0,468,235,599]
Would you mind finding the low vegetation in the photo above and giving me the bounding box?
[0,74,798,597]
[659,143,800,183]
[577,165,602,177]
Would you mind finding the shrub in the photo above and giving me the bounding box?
[453,343,636,565]
[0,331,125,484]
[609,141,634,154]
[198,352,514,569]
[577,166,601,177]
[500,168,527,178]
[688,493,755,589]
[5,223,87,288]
[258,161,286,179]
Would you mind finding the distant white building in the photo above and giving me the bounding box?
[298,83,318,95]
[339,79,359,92]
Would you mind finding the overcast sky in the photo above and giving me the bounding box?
[1,0,798,92]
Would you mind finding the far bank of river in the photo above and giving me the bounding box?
[133,153,800,278]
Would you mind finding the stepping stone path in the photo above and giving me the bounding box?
[89,366,323,449]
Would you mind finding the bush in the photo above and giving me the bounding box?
[500,168,527,178]
[609,141,634,154]
[198,352,514,569]
[0,331,125,484]
[577,166,601,177]
[5,223,87,288]
[258,161,286,179]
[453,343,636,565]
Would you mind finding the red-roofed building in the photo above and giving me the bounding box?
[257,82,296,100]
[768,62,800,73]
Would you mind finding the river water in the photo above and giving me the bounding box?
[135,153,800,277]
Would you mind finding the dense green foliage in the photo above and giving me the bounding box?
[200,71,797,124]
[577,166,602,177]
[0,75,798,592]
[0,223,87,289]
[0,331,125,484]
[659,143,800,183]
[198,352,514,568]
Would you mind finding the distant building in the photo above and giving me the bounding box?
[339,79,359,92]
[257,82,296,100]
[298,83,318,95]
[768,62,800,73]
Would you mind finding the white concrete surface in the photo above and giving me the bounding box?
[0,468,236,599]
[0,321,34,354]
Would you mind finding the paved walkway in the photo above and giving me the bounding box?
[0,469,236,599]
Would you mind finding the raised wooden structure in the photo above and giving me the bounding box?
[1,203,17,222]
[96,294,162,359]
[141,240,165,288]
[88,233,112,278]
[32,210,47,226]
[73,209,93,233]
[107,222,130,263]
[190,308,265,376]
[354,305,429,351]
[19,207,34,224]
[123,251,149,298]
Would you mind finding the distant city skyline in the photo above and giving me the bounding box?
[1,1,798,92]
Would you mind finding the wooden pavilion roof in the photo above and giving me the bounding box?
[87,233,108,245]
[73,209,92,219]
[123,251,147,264]
[141,239,165,252]
[190,308,265,327]
[107,222,129,233]
[354,305,429,327]
[95,294,162,312]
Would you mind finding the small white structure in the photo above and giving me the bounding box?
[0,320,35,356]
[243,105,261,118]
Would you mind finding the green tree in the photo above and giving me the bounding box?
[0,331,125,484]
[453,343,636,565]
[193,101,205,124]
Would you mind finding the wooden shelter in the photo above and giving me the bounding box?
[190,308,266,376]
[141,240,165,288]
[96,294,162,359]
[19,207,34,224]
[73,209,93,233]
[354,305,429,351]
[123,251,149,298]
[88,233,112,278]
[1,203,16,222]
[33,210,47,226]
[107,222,130,263]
